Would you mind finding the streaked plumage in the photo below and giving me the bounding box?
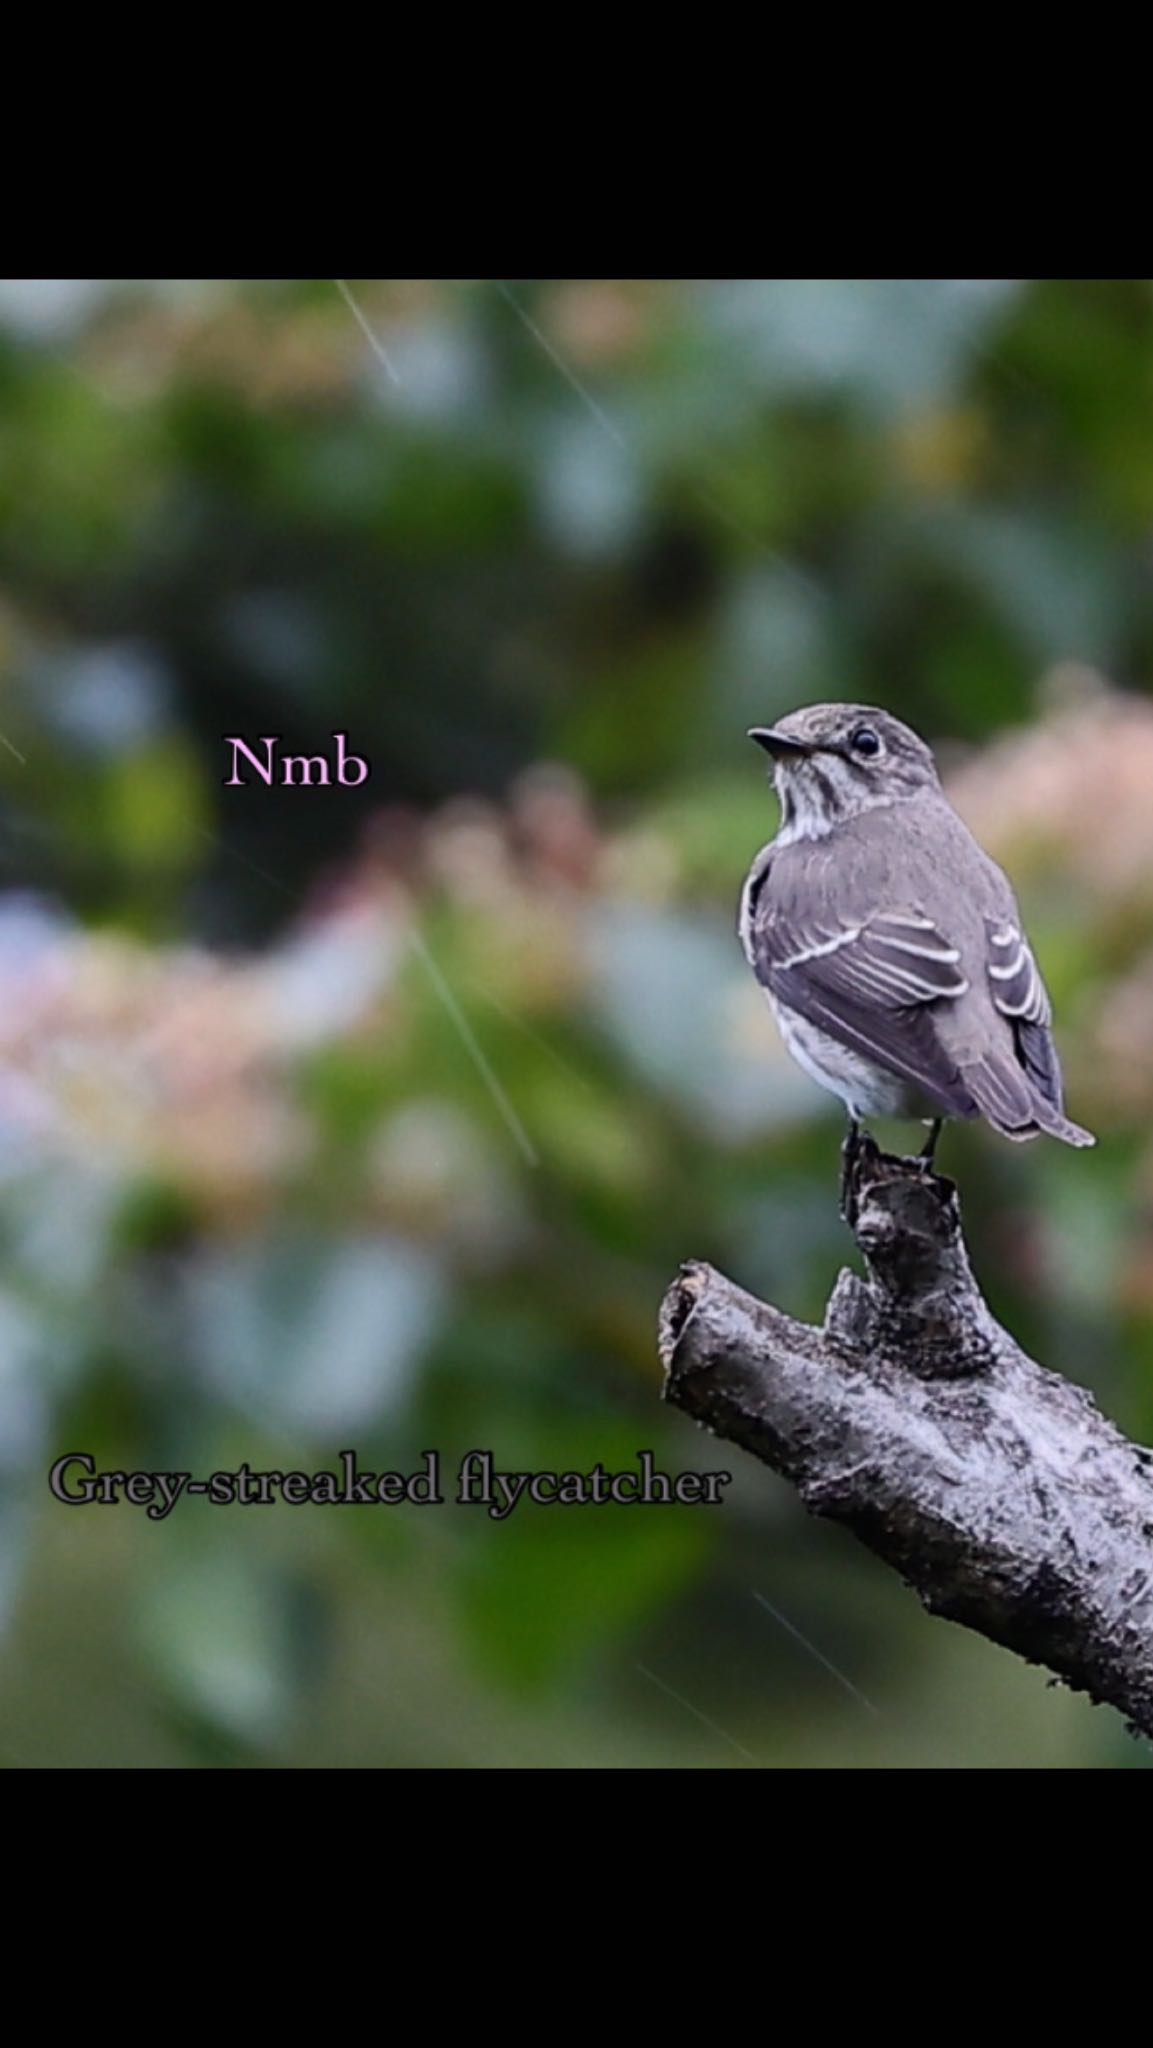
[738,704,1093,1149]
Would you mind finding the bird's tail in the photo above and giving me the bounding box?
[960,1053,1096,1149]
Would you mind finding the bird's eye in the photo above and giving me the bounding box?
[850,725,881,759]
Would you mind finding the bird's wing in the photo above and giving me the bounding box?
[983,916,1064,1109]
[746,894,978,1118]
[983,917,1051,1025]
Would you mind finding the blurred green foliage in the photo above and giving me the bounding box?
[0,278,1152,1768]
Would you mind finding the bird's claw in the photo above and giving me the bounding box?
[839,1122,880,1229]
[840,1121,946,1229]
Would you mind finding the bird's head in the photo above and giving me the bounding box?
[748,704,940,837]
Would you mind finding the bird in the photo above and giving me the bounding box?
[738,703,1094,1160]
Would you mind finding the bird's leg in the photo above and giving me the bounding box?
[917,1119,944,1169]
[840,1117,864,1226]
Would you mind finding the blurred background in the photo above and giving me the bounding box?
[0,276,1151,1768]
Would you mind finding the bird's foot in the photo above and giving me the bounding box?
[840,1121,951,1233]
[840,1122,882,1230]
[915,1119,944,1172]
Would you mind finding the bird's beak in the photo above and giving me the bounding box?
[747,726,814,758]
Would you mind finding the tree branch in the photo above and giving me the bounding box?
[659,1134,1153,1737]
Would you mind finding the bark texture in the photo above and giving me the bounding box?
[659,1134,1153,1737]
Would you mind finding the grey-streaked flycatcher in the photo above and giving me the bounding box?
[738,703,1094,1156]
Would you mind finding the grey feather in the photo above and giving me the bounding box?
[985,917,1051,1025]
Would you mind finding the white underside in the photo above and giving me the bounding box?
[766,991,920,1119]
